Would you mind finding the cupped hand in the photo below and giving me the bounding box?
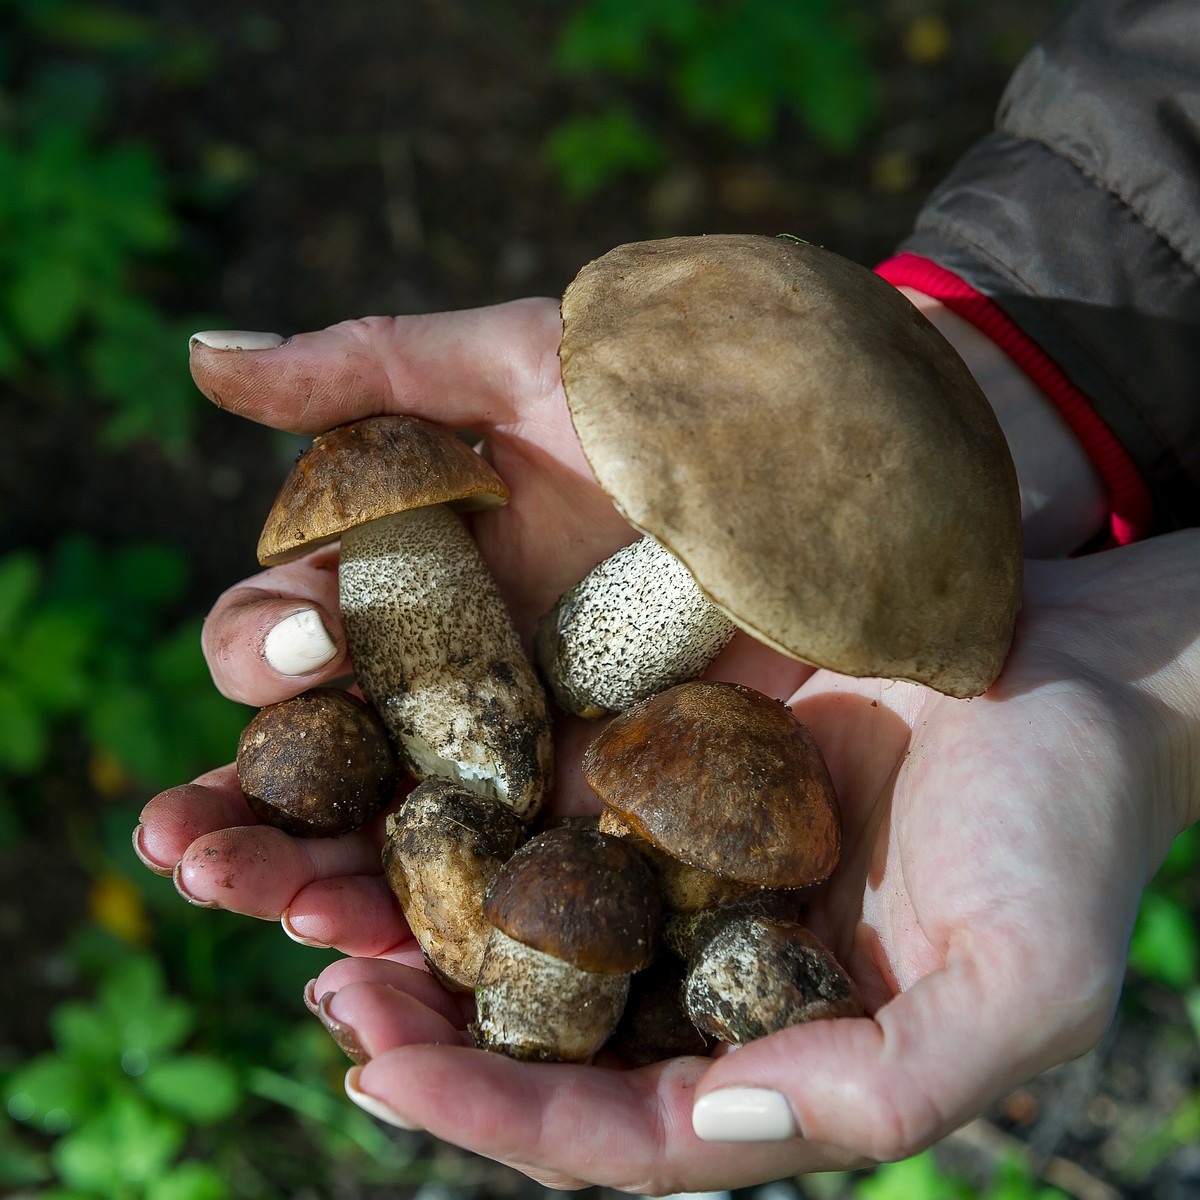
[136,302,800,937]
[135,303,1200,1193]
[305,532,1200,1193]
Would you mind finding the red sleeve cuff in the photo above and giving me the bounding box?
[875,252,1153,545]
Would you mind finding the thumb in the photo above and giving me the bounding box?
[689,942,1107,1164]
[188,298,564,436]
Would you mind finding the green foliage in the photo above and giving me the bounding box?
[852,1148,1069,1200]
[0,537,249,800]
[1,924,429,1198]
[1130,826,1200,1014]
[548,0,881,196]
[0,0,215,447]
[3,950,241,1199]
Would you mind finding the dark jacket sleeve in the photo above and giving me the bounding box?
[897,0,1200,530]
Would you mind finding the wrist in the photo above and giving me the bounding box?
[898,289,1109,558]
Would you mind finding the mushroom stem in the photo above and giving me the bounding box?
[684,917,863,1044]
[472,930,631,1062]
[536,536,736,718]
[339,504,552,821]
[382,779,525,991]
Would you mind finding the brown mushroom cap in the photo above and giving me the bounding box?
[559,234,1023,698]
[483,826,660,974]
[257,414,509,566]
[236,688,398,837]
[582,681,840,889]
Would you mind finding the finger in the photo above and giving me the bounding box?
[202,550,348,705]
[691,937,1116,1166]
[190,299,564,435]
[324,980,469,1054]
[174,823,382,918]
[283,875,408,957]
[310,958,471,1030]
[344,1044,850,1194]
[135,765,255,875]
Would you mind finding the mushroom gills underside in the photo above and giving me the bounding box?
[338,505,552,821]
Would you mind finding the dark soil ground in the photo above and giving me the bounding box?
[5,2,1200,1198]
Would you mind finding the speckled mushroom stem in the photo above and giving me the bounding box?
[472,930,631,1062]
[338,503,552,822]
[535,535,736,718]
[684,916,863,1045]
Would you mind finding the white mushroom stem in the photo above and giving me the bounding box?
[684,917,863,1045]
[338,504,552,821]
[472,930,631,1062]
[535,536,736,718]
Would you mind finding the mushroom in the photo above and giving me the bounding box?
[381,777,525,991]
[685,917,862,1044]
[236,687,397,837]
[582,680,842,913]
[471,825,661,1062]
[605,953,711,1066]
[256,414,553,822]
[583,680,861,1044]
[539,233,1023,711]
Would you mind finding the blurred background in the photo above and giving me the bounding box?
[2,1,1198,1197]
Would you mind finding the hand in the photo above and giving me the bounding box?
[305,531,1199,1193]
[135,305,1200,1193]
[136,302,799,934]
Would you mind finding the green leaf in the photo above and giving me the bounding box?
[4,1053,98,1129]
[544,108,666,198]
[8,604,97,714]
[858,1151,972,1200]
[140,1055,242,1124]
[110,542,189,614]
[50,1000,123,1068]
[1130,890,1198,991]
[0,552,39,639]
[4,250,88,349]
[96,954,194,1058]
[0,678,50,773]
[146,1160,231,1200]
[52,1092,185,1193]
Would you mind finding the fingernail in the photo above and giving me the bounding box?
[190,329,286,351]
[171,862,219,909]
[317,993,369,1065]
[282,910,328,948]
[131,824,173,877]
[263,609,337,676]
[692,1087,797,1142]
[303,979,321,1015]
[344,1066,422,1131]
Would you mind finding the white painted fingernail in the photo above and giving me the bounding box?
[263,609,337,676]
[345,1067,422,1131]
[692,1087,797,1142]
[190,329,286,351]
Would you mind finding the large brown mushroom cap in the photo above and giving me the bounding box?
[257,414,509,566]
[559,234,1023,698]
[483,826,661,974]
[582,681,840,890]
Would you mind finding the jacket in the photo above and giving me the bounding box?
[891,0,1200,533]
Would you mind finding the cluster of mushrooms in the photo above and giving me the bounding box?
[234,234,1024,1064]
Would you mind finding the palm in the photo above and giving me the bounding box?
[294,561,1176,1193]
